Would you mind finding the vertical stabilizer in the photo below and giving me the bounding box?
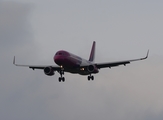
[89,41,96,62]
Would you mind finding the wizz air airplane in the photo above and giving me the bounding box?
[13,41,149,82]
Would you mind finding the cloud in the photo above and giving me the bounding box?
[0,2,33,48]
[1,1,163,120]
[0,2,38,120]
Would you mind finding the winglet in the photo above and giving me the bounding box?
[13,56,18,66]
[13,56,16,65]
[146,50,149,58]
[13,56,30,67]
[141,50,149,60]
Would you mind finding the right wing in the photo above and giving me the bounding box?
[95,50,149,69]
[13,56,61,71]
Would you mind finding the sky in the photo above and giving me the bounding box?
[1,0,163,120]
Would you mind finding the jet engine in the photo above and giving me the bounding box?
[44,66,55,76]
[87,65,99,73]
[87,65,95,72]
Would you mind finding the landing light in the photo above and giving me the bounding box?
[80,68,84,71]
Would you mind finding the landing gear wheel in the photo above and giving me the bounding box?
[91,76,94,80]
[58,77,65,82]
[88,76,90,81]
[62,77,65,82]
[58,69,65,82]
[88,75,94,81]
[59,77,62,82]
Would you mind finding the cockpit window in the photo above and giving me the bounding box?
[56,52,66,56]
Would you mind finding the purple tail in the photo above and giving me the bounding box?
[89,41,96,62]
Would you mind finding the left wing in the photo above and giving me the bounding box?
[13,56,61,70]
[95,50,149,69]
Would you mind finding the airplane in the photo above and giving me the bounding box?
[13,41,149,82]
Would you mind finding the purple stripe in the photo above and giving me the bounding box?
[89,41,96,61]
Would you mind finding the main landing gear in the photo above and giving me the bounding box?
[58,70,65,82]
[58,71,94,82]
[88,75,94,81]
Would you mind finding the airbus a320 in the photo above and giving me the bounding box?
[13,41,149,82]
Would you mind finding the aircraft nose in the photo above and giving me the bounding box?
[54,56,65,65]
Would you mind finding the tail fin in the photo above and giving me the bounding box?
[89,41,96,62]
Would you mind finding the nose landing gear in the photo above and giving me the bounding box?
[58,70,65,82]
[59,77,65,82]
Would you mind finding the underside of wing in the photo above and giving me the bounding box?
[29,66,61,71]
[13,56,61,70]
[95,50,149,69]
[96,61,130,69]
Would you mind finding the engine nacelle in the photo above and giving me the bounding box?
[44,66,55,76]
[87,65,95,72]
[87,65,99,73]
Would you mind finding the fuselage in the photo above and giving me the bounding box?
[54,50,99,75]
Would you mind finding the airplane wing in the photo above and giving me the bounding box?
[29,66,61,70]
[13,56,61,70]
[95,50,149,69]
